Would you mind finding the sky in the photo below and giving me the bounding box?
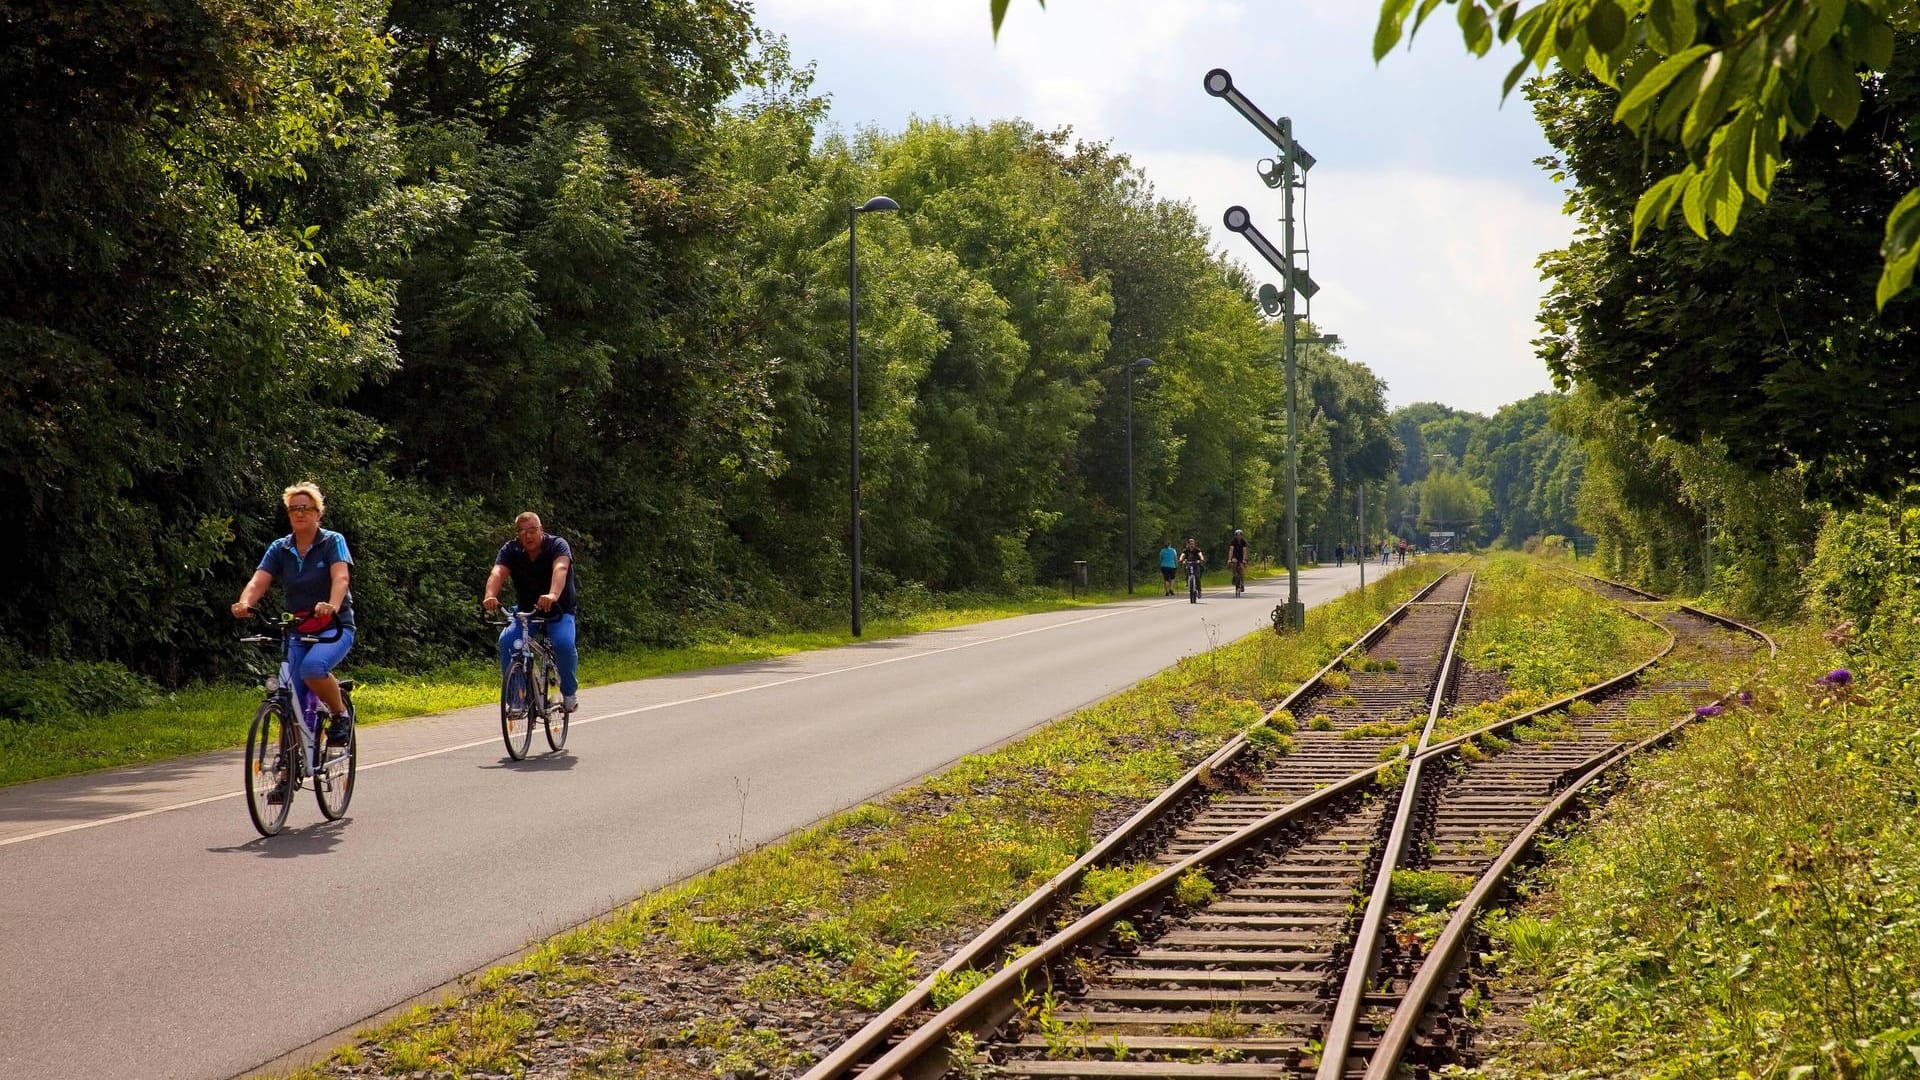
[748,0,1580,415]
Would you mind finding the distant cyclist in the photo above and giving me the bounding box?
[1227,529,1248,595]
[231,482,356,747]
[1180,538,1206,599]
[1159,541,1179,596]
[483,512,580,714]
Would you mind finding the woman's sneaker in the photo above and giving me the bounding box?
[562,694,578,714]
[325,711,352,746]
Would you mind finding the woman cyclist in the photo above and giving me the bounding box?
[231,482,356,747]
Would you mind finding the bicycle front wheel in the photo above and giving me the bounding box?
[315,703,357,820]
[1188,570,1200,603]
[245,699,293,837]
[542,657,568,752]
[501,659,533,761]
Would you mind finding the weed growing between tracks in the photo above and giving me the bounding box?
[1462,620,1920,1079]
[281,563,1446,1079]
[1430,554,1667,744]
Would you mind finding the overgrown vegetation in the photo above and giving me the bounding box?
[1465,516,1920,1078]
[3,1,1402,701]
[281,563,1444,1077]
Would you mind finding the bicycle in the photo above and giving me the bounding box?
[1230,560,1246,597]
[1185,559,1203,604]
[239,611,357,837]
[492,609,568,760]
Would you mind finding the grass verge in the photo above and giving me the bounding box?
[280,561,1444,1079]
[0,570,1286,789]
[1464,615,1920,1078]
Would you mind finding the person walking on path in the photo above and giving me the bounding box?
[1159,541,1179,596]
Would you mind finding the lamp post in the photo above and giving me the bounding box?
[1125,357,1153,593]
[849,194,899,637]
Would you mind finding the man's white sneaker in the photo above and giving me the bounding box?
[563,694,578,714]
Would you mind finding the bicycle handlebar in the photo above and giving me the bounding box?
[486,608,553,628]
[234,607,346,645]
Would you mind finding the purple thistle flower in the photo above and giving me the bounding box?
[1694,703,1724,717]
[1821,668,1854,687]
[1737,690,1753,706]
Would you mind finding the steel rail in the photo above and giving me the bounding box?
[1359,593,1775,1078]
[1360,709,1698,1079]
[823,563,1728,1080]
[1567,570,1777,658]
[1313,573,1473,1078]
[842,568,1478,1080]
[799,561,1468,1080]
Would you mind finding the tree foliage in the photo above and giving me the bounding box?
[1531,43,1920,502]
[1373,0,1920,308]
[3,3,1426,691]
[1384,395,1582,547]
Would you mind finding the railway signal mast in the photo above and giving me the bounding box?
[1206,68,1334,631]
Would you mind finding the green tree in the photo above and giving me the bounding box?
[1530,48,1920,502]
[1371,0,1920,308]
[0,0,396,676]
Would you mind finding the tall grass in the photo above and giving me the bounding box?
[1476,621,1920,1078]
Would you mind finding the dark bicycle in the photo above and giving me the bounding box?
[1231,560,1246,597]
[492,609,567,760]
[238,611,357,837]
[1185,558,1203,604]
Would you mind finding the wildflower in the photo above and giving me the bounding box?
[1820,668,1853,687]
[1736,690,1753,706]
[1694,704,1724,718]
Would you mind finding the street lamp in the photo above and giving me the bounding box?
[1125,357,1153,593]
[849,194,899,637]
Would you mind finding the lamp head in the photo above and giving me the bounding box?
[857,195,900,213]
[1133,357,1154,369]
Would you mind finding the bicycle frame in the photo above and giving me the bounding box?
[245,615,350,784]
[502,610,559,703]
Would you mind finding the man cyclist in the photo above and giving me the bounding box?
[1227,528,1248,595]
[483,512,580,714]
[1179,538,1206,600]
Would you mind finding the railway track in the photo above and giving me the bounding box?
[804,568,1771,1080]
[801,562,1477,1080]
[1336,575,1776,1080]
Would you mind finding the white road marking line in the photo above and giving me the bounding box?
[1,603,1155,847]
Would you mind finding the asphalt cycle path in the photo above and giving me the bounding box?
[0,564,1376,1080]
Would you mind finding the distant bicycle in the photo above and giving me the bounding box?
[1186,559,1202,604]
[238,611,357,837]
[1231,561,1246,597]
[492,608,568,760]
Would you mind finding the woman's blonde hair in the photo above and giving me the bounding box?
[282,481,325,514]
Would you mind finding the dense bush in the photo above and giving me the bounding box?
[0,661,158,726]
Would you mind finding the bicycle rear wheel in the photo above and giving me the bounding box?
[245,700,293,837]
[1188,568,1200,603]
[315,701,357,820]
[542,656,568,752]
[501,658,533,761]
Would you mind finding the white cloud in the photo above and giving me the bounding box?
[752,0,1577,414]
[1133,150,1574,413]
